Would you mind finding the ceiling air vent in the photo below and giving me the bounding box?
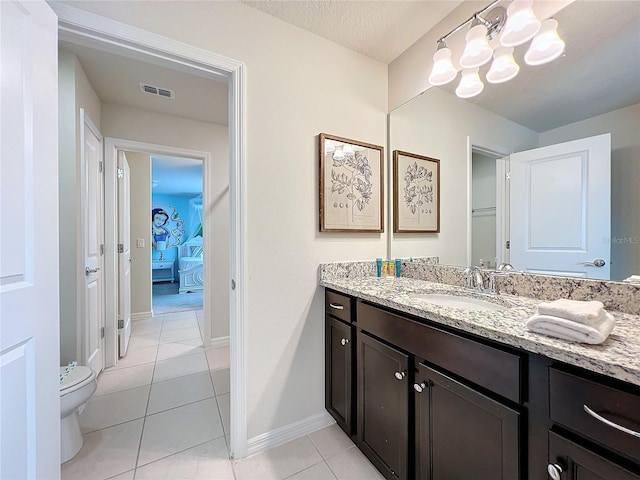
[139,82,175,99]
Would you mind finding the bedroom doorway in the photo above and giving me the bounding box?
[151,155,204,315]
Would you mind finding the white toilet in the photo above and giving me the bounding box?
[60,364,97,463]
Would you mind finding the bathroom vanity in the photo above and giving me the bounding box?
[323,276,640,480]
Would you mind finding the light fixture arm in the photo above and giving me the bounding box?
[436,0,503,45]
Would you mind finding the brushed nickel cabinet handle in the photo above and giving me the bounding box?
[340,338,350,346]
[583,404,640,438]
[547,463,563,480]
[329,303,344,310]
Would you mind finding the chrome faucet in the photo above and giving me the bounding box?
[464,266,485,292]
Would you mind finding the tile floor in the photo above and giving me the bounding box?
[62,309,383,480]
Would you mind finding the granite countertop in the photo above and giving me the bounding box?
[320,276,640,387]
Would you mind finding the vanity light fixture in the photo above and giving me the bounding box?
[427,0,564,98]
[456,68,484,98]
[333,145,345,161]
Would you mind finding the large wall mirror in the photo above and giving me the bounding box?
[389,0,639,282]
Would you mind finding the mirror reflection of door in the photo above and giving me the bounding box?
[508,133,611,280]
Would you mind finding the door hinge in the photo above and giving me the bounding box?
[117,168,124,179]
[99,161,104,173]
[118,319,124,329]
[506,240,511,249]
[100,244,104,256]
[100,327,105,338]
[118,243,124,253]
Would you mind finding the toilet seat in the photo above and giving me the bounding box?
[60,366,94,394]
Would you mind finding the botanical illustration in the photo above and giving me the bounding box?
[404,161,434,217]
[330,150,373,219]
[320,133,383,232]
[393,151,440,233]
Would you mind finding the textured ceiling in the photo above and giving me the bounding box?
[241,0,463,63]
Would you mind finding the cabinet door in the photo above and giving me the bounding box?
[548,431,640,480]
[415,363,521,480]
[357,331,410,480]
[325,316,354,435]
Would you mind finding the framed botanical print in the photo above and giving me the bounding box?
[319,133,384,232]
[393,150,440,233]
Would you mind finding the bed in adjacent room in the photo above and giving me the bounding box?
[178,236,203,294]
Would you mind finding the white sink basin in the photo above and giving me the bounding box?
[409,293,508,311]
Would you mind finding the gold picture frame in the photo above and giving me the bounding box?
[319,133,384,232]
[393,150,440,233]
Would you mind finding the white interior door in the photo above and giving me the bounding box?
[82,111,105,374]
[118,151,132,357]
[509,133,611,279]
[0,1,60,476]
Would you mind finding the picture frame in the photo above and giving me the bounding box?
[393,150,440,233]
[319,133,384,232]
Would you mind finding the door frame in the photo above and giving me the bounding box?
[104,139,212,358]
[54,4,248,458]
[466,137,510,267]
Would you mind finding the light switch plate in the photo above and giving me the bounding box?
[137,239,145,248]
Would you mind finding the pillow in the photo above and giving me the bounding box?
[190,245,203,258]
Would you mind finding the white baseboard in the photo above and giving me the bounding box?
[246,411,336,458]
[209,336,230,348]
[131,312,153,322]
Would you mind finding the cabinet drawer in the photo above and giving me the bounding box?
[550,367,640,463]
[153,262,172,270]
[325,290,353,323]
[357,301,523,403]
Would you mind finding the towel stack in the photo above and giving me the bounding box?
[525,299,616,344]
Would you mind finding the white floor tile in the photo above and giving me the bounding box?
[233,436,324,480]
[134,437,233,480]
[152,352,208,383]
[147,371,214,415]
[105,470,135,480]
[80,385,150,433]
[211,367,230,396]
[162,316,198,331]
[61,419,143,480]
[163,310,198,322]
[156,338,203,361]
[109,345,157,370]
[159,326,202,344]
[326,446,385,480]
[285,461,337,480]
[217,393,230,436]
[131,318,163,335]
[137,398,224,467]
[205,345,230,370]
[95,363,155,397]
[308,424,354,459]
[127,332,161,349]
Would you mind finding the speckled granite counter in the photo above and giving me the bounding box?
[320,275,640,387]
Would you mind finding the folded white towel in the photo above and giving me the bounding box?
[525,313,616,345]
[537,299,605,325]
[623,275,640,284]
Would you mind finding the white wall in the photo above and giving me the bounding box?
[70,0,389,439]
[389,87,538,265]
[125,151,152,316]
[101,102,230,339]
[539,103,640,280]
[58,49,101,364]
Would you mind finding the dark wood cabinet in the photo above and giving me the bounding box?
[357,331,410,480]
[415,362,521,480]
[548,431,640,480]
[325,315,354,435]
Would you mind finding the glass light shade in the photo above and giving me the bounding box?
[343,144,354,155]
[486,47,520,84]
[460,25,493,68]
[429,47,457,86]
[333,145,345,161]
[525,19,565,66]
[499,0,541,47]
[456,68,484,98]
